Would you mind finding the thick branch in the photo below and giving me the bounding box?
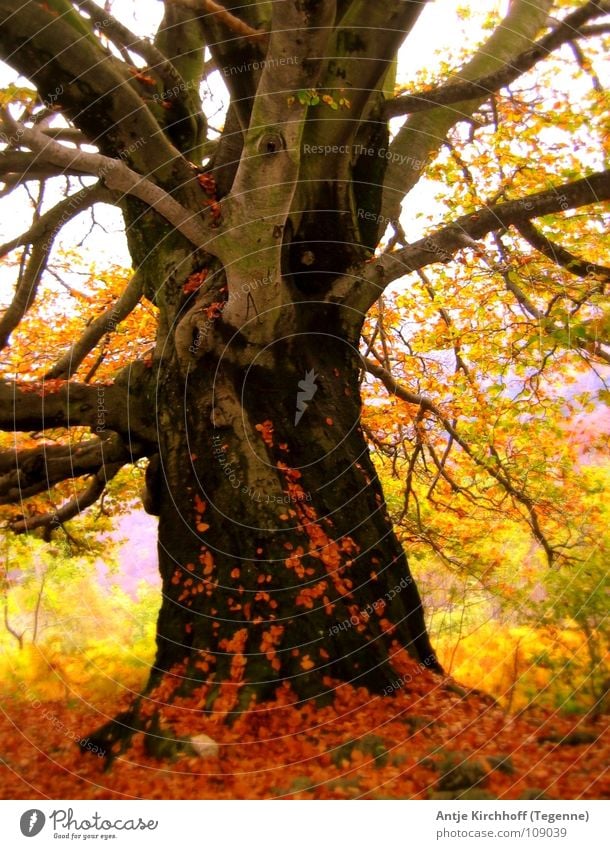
[73,0,190,95]
[0,435,132,505]
[4,121,208,248]
[0,378,156,446]
[3,604,25,650]
[38,128,88,144]
[290,0,429,241]
[176,0,265,42]
[149,1,209,159]
[211,0,335,331]
[339,169,610,313]
[579,22,610,36]
[0,151,90,187]
[365,358,433,409]
[384,1,610,119]
[0,0,181,177]
[9,462,124,534]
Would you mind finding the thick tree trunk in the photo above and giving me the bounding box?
[143,299,440,731]
[83,83,441,751]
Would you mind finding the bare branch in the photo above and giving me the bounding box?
[0,182,118,353]
[364,358,434,410]
[3,119,208,247]
[0,183,113,258]
[31,572,45,642]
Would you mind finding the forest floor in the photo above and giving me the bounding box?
[1,657,608,800]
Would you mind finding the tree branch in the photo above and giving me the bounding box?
[492,231,610,362]
[0,241,51,350]
[2,119,208,248]
[322,0,428,134]
[339,169,610,313]
[3,602,25,650]
[194,0,270,131]
[9,462,124,534]
[380,0,554,224]
[384,1,610,119]
[0,183,113,258]
[514,219,610,287]
[45,272,144,379]
[38,128,88,144]
[212,0,335,331]
[0,434,132,505]
[0,378,156,447]
[579,22,610,36]
[0,0,181,177]
[0,151,91,187]
[175,0,266,43]
[149,0,210,160]
[364,358,556,564]
[73,0,192,95]
[289,0,429,244]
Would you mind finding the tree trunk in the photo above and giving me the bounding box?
[84,97,441,752]
[142,295,440,733]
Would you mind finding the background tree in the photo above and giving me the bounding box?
[0,0,608,752]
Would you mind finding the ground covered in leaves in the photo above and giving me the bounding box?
[1,658,608,800]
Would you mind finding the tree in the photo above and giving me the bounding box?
[0,0,608,752]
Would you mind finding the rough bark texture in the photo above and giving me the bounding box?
[150,307,439,715]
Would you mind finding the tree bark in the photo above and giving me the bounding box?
[146,297,440,726]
